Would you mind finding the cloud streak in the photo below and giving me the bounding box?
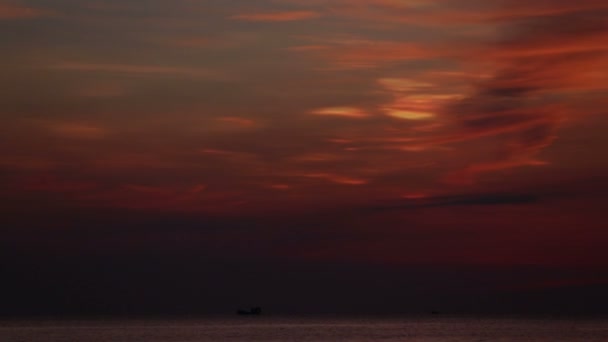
[369,192,540,212]
[50,62,231,80]
[230,10,321,22]
[0,3,51,19]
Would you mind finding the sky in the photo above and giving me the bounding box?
[1,0,608,316]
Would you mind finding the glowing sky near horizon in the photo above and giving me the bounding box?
[2,0,608,272]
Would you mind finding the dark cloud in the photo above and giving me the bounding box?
[368,192,539,212]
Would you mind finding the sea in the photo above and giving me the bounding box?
[1,315,607,341]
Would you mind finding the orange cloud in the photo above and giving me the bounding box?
[310,107,368,118]
[230,10,321,22]
[48,122,107,140]
[309,40,442,69]
[322,0,608,28]
[301,173,368,185]
[0,3,50,19]
[377,78,434,92]
[290,153,341,163]
[385,109,435,121]
[269,184,291,190]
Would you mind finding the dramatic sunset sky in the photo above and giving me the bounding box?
[2,0,608,315]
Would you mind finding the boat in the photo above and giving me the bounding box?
[237,307,262,315]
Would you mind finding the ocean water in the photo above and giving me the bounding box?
[1,316,607,341]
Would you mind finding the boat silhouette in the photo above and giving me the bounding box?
[237,307,262,315]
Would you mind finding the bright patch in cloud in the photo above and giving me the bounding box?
[311,107,368,118]
[385,109,435,120]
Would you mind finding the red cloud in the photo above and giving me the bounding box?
[295,39,442,69]
[230,10,320,22]
[323,0,608,27]
[0,3,51,19]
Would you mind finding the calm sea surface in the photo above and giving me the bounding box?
[1,316,607,341]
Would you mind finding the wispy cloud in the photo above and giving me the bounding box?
[47,122,108,140]
[310,107,369,118]
[230,10,321,22]
[369,192,540,211]
[296,39,442,69]
[434,0,608,182]
[315,0,608,27]
[50,62,231,80]
[0,3,51,19]
[301,173,368,185]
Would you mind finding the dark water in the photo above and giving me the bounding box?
[1,316,607,341]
